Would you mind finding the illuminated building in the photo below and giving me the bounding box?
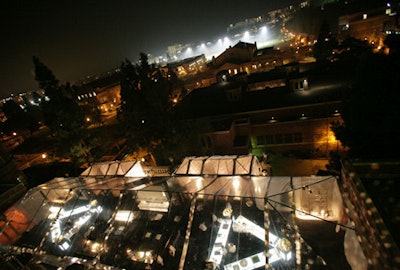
[174,61,346,159]
[338,2,400,48]
[211,42,257,70]
[167,54,207,78]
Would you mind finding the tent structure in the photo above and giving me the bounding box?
[174,155,262,176]
[80,160,147,178]
[0,155,347,270]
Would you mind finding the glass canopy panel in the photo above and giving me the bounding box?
[202,158,219,175]
[205,176,253,197]
[54,189,113,259]
[92,177,124,190]
[80,160,140,177]
[216,157,236,175]
[174,157,193,175]
[199,176,230,195]
[1,188,48,247]
[202,155,237,175]
[292,176,342,221]
[99,190,193,269]
[39,189,82,257]
[188,157,208,175]
[100,191,138,266]
[166,176,217,193]
[119,160,137,175]
[81,177,148,192]
[38,177,84,190]
[87,164,106,176]
[106,162,119,175]
[183,194,268,269]
[117,177,151,190]
[124,162,147,177]
[235,155,253,175]
[197,176,256,197]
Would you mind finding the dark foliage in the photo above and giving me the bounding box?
[32,57,96,165]
[313,20,338,62]
[118,54,204,164]
[1,100,40,135]
[332,51,400,159]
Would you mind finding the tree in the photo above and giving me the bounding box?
[331,51,400,159]
[384,33,400,56]
[118,54,194,164]
[32,57,94,165]
[1,100,39,136]
[118,56,166,159]
[33,56,59,98]
[118,59,144,129]
[313,20,337,61]
[33,56,83,134]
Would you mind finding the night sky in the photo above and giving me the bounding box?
[1,0,295,98]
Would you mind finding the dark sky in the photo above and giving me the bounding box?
[0,0,294,98]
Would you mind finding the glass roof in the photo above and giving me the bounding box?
[80,160,147,177]
[0,156,349,270]
[174,155,262,176]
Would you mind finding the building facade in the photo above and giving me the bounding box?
[338,3,400,48]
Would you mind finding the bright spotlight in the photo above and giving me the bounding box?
[243,31,250,41]
[260,26,267,34]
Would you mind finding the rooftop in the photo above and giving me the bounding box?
[174,62,349,120]
[0,156,350,269]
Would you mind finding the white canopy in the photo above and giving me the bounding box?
[80,160,147,177]
[174,155,262,176]
[0,155,344,270]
